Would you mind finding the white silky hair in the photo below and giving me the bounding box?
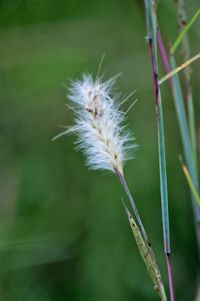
[60,74,137,174]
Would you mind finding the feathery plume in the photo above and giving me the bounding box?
[53,73,167,300]
[53,73,144,235]
[56,74,137,175]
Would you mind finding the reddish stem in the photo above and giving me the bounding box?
[166,254,175,301]
[157,30,173,91]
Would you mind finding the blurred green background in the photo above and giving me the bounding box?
[0,1,199,300]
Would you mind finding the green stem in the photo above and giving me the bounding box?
[144,1,175,300]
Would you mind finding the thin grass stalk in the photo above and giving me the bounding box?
[144,1,175,300]
[158,53,200,86]
[115,168,149,243]
[115,155,168,300]
[114,169,167,300]
[157,32,200,252]
[175,0,198,179]
[170,54,200,251]
[171,8,200,55]
[180,158,200,208]
[157,31,173,90]
[169,54,195,177]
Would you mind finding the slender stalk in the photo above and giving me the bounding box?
[171,8,200,54]
[159,53,200,86]
[181,159,200,208]
[157,30,200,253]
[115,168,168,300]
[144,1,175,300]
[175,0,198,177]
[115,168,149,243]
[166,255,175,301]
[157,31,173,90]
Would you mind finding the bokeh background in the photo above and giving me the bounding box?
[0,1,200,300]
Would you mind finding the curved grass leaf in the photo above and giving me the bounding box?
[124,204,167,301]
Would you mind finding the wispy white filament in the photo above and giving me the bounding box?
[56,74,137,174]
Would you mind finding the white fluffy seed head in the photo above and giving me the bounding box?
[61,74,137,174]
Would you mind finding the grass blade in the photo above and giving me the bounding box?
[159,53,200,85]
[180,158,200,208]
[170,54,200,215]
[188,97,198,171]
[144,0,170,260]
[123,204,167,301]
[171,8,200,54]
[144,1,175,300]
[174,1,199,187]
[157,28,200,251]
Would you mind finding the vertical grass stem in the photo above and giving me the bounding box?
[144,1,175,300]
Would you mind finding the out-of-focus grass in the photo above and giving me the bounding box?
[0,1,199,300]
